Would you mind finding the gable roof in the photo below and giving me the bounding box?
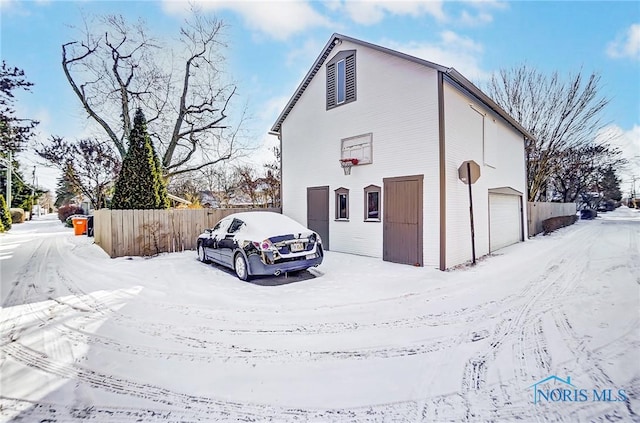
[269,33,535,141]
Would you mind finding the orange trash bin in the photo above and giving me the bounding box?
[72,216,88,236]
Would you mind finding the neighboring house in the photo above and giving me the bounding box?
[270,33,534,270]
[167,193,192,209]
[198,190,273,209]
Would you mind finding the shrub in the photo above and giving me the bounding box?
[10,208,25,224]
[542,215,578,234]
[0,194,11,231]
[58,204,84,224]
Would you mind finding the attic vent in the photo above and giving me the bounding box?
[327,50,356,110]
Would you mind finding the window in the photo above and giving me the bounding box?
[364,185,381,221]
[327,50,356,109]
[336,59,346,104]
[334,187,349,220]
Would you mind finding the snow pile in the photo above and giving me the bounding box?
[0,208,638,421]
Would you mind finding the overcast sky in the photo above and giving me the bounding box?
[2,0,639,195]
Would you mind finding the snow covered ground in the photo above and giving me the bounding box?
[0,208,638,422]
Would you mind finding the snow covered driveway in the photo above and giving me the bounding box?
[1,209,638,422]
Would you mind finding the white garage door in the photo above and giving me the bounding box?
[489,193,522,252]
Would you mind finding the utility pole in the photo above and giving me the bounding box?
[30,166,35,220]
[6,151,12,207]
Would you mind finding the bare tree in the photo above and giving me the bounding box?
[167,173,205,204]
[61,10,246,178]
[485,65,610,201]
[261,146,281,208]
[197,164,239,208]
[550,144,625,203]
[235,165,260,206]
[37,137,120,209]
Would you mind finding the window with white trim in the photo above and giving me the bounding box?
[335,187,349,220]
[364,185,380,221]
[327,50,356,109]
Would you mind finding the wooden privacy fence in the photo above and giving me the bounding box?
[527,202,576,236]
[94,208,281,258]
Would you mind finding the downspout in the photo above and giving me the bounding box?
[523,135,529,239]
[268,129,282,212]
[278,131,282,211]
[438,71,447,271]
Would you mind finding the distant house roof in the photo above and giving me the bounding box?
[269,33,535,142]
[167,193,192,205]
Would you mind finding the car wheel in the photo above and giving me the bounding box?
[234,253,249,281]
[197,243,210,263]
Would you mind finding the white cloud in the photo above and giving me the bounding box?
[384,30,489,82]
[162,0,331,41]
[285,38,324,67]
[258,94,290,123]
[233,94,288,171]
[459,10,493,26]
[606,23,640,60]
[0,0,29,15]
[339,0,445,25]
[596,124,640,191]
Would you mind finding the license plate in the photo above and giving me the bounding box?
[290,242,304,252]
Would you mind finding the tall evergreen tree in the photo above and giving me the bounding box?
[1,62,39,152]
[54,165,80,207]
[111,109,169,209]
[601,166,622,201]
[150,141,169,209]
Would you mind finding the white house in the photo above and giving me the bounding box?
[269,34,533,270]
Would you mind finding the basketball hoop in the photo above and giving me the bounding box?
[339,158,359,175]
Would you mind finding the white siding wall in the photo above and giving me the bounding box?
[281,40,441,266]
[443,82,528,268]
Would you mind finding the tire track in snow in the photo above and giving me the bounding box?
[49,319,482,363]
[552,309,638,421]
[0,237,55,346]
[2,341,466,422]
[457,231,592,421]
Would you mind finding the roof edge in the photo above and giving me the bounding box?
[270,33,449,134]
[270,34,535,143]
[270,33,341,134]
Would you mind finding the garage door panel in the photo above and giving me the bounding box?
[489,193,521,252]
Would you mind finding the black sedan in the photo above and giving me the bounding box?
[196,212,324,280]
